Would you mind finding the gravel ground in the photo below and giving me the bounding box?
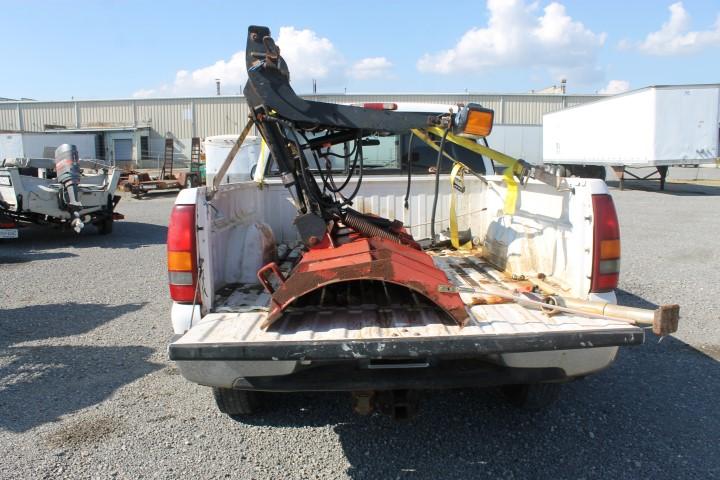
[0,182,718,480]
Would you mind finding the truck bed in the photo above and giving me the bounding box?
[170,253,643,361]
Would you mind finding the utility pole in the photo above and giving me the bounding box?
[215,78,221,96]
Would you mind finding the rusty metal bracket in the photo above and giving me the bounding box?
[259,237,469,329]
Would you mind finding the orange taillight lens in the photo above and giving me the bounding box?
[168,251,193,271]
[599,239,621,259]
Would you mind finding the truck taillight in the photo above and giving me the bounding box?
[590,194,620,292]
[167,204,200,303]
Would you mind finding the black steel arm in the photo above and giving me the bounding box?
[242,25,440,245]
[244,26,435,133]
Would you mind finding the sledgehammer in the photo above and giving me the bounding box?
[439,285,680,336]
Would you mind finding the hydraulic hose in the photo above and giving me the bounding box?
[404,132,414,210]
[325,137,361,195]
[338,142,364,205]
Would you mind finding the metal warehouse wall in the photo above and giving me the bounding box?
[0,93,601,161]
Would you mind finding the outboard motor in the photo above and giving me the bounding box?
[54,144,84,232]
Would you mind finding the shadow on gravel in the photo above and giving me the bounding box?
[134,191,184,200]
[615,288,658,310]
[0,302,161,432]
[0,221,167,251]
[0,345,161,432]
[0,251,79,264]
[236,340,718,479]
[0,302,146,347]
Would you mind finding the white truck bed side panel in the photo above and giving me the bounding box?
[202,175,598,306]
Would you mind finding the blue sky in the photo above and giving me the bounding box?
[1,0,719,100]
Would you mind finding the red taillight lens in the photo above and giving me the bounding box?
[167,204,200,303]
[590,194,621,292]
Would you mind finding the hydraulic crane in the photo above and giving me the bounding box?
[219,26,532,328]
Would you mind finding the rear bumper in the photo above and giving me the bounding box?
[169,328,643,391]
[177,358,570,392]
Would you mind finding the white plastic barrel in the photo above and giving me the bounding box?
[204,135,262,185]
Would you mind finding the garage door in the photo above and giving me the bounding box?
[114,139,133,163]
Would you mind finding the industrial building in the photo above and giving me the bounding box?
[0,93,602,168]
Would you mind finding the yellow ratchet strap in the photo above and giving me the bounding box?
[424,126,522,215]
[449,162,472,249]
[502,164,519,215]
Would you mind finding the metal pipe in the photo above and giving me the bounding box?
[209,118,254,198]
[553,296,679,336]
[439,285,679,336]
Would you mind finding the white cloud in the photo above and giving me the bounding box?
[347,57,393,80]
[134,26,350,97]
[276,26,344,81]
[599,79,630,94]
[133,52,247,98]
[416,0,605,84]
[635,2,720,55]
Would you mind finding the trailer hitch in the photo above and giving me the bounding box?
[352,390,421,419]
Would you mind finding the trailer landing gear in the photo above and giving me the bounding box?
[611,165,669,190]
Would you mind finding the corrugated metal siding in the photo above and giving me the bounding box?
[78,101,133,127]
[503,95,566,124]
[136,99,193,138]
[0,93,604,136]
[194,97,249,137]
[310,94,504,113]
[0,104,19,130]
[20,102,75,131]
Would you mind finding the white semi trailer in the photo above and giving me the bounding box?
[543,84,720,189]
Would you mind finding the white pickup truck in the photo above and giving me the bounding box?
[166,146,651,417]
[166,26,679,419]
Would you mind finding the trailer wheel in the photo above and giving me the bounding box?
[500,383,561,410]
[212,387,261,417]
